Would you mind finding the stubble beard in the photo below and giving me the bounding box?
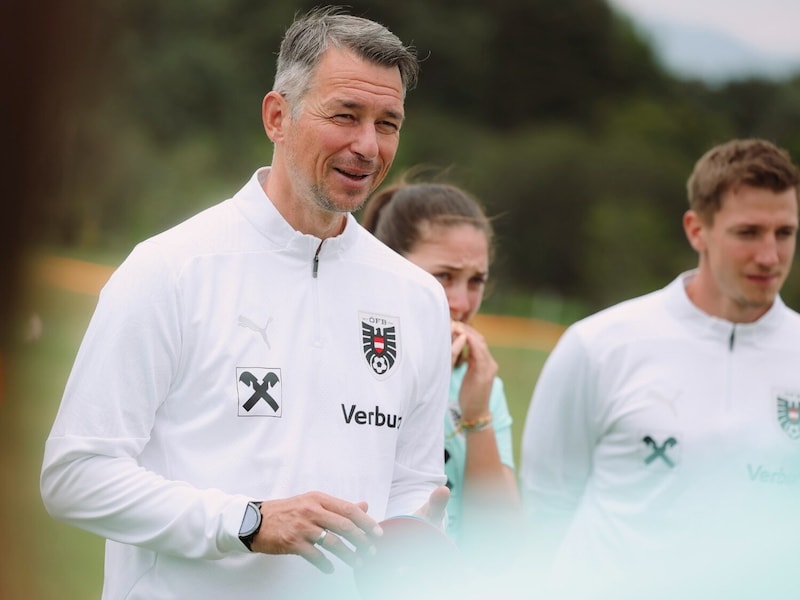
[309,180,370,215]
[284,145,374,216]
[731,274,782,317]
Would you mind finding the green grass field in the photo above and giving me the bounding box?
[1,278,549,599]
[2,288,105,599]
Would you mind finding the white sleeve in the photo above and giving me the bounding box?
[40,242,249,559]
[519,325,597,564]
[385,290,450,518]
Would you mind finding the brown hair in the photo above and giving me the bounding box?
[687,138,800,223]
[361,173,494,262]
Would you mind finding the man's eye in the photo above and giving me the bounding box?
[332,114,355,123]
[376,121,399,134]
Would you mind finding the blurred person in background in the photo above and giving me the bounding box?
[362,175,522,572]
[520,138,800,599]
[40,7,452,599]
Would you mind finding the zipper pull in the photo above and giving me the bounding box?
[312,242,322,278]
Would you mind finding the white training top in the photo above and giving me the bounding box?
[41,168,451,600]
[520,271,800,599]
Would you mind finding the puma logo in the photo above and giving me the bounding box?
[238,315,272,349]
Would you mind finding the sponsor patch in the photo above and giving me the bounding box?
[360,312,400,379]
[638,429,682,469]
[340,403,403,428]
[237,367,282,417]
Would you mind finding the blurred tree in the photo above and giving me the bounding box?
[481,0,669,129]
[31,0,800,316]
[718,77,800,160]
[1,0,103,347]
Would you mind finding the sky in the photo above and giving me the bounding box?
[608,0,800,59]
[608,0,800,81]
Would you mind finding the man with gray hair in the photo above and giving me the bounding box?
[41,7,451,599]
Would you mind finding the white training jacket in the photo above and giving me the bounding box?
[520,271,800,600]
[41,168,451,600]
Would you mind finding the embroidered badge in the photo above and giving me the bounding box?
[360,312,400,379]
[237,367,282,417]
[777,390,800,440]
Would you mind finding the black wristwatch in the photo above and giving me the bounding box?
[238,501,263,551]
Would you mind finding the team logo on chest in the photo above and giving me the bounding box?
[777,390,800,440]
[360,312,400,379]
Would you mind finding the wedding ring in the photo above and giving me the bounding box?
[315,528,329,546]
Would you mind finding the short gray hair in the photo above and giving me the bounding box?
[274,6,419,110]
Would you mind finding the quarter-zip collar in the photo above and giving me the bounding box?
[665,269,788,349]
[231,167,361,267]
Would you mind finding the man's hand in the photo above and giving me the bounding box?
[412,485,451,529]
[250,492,383,573]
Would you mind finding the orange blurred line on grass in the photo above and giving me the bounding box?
[32,255,115,297]
[32,256,564,351]
[471,313,564,351]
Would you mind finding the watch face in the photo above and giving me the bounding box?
[239,503,261,536]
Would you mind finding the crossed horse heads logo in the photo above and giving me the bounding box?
[642,435,678,468]
[238,369,281,416]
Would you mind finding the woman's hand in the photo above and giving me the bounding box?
[451,322,497,421]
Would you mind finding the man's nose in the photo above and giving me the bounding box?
[351,124,379,160]
[756,234,780,266]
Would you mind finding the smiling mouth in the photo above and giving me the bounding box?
[747,273,779,286]
[335,167,371,181]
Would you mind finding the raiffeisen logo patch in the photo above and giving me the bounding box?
[237,367,282,417]
[360,312,400,379]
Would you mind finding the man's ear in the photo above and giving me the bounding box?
[262,91,288,143]
[683,209,706,253]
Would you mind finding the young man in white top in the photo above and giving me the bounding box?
[40,7,451,599]
[521,138,800,600]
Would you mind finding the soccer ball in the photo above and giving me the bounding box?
[371,355,389,374]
